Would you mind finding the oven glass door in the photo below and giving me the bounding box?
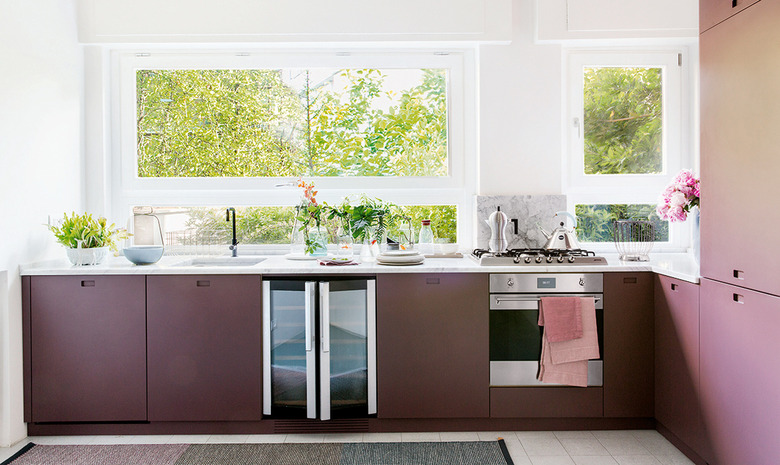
[489,294,604,386]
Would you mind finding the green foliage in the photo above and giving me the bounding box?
[176,203,457,247]
[48,212,129,251]
[575,204,668,243]
[583,67,663,175]
[184,207,297,245]
[136,68,448,178]
[391,205,457,243]
[137,70,302,177]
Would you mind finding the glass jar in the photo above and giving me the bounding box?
[417,219,435,255]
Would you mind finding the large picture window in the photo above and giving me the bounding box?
[113,50,474,247]
[565,50,691,250]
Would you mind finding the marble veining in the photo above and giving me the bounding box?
[475,195,567,250]
[19,253,700,283]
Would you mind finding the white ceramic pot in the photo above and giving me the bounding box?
[66,246,109,266]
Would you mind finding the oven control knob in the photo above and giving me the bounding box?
[535,256,543,263]
[546,256,553,263]
[568,256,576,263]
[506,278,514,287]
[557,256,565,263]
[524,256,532,263]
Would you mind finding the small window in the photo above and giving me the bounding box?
[566,50,689,250]
[575,204,668,243]
[134,205,457,251]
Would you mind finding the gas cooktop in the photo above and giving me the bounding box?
[470,248,608,266]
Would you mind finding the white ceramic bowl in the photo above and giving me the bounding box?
[435,242,459,254]
[123,246,164,265]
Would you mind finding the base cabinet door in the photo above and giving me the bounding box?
[147,275,263,421]
[700,279,780,465]
[654,276,711,460]
[27,275,147,422]
[603,273,654,418]
[376,274,489,419]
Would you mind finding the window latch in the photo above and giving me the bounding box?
[573,117,581,138]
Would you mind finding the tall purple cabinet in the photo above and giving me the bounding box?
[699,0,780,463]
[24,275,147,422]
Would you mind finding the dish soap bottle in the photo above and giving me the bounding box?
[417,219,435,255]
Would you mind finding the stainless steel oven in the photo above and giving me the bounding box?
[489,273,604,387]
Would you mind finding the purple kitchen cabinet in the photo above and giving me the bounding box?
[654,276,711,463]
[26,275,147,422]
[376,273,489,419]
[147,275,263,421]
[603,273,654,418]
[700,279,780,464]
[700,0,780,297]
[699,0,760,33]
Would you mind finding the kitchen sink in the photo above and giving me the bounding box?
[171,256,267,267]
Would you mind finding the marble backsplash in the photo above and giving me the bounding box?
[475,195,567,250]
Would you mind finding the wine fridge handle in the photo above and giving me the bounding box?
[319,282,331,420]
[305,282,317,419]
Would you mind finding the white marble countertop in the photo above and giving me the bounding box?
[20,252,700,283]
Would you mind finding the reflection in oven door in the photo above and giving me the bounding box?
[489,294,603,387]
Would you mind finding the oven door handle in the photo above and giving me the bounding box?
[494,296,601,302]
[491,295,602,310]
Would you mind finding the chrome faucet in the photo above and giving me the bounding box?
[226,207,239,257]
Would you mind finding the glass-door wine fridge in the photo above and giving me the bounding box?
[262,278,376,420]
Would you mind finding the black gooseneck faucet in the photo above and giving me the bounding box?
[226,207,238,257]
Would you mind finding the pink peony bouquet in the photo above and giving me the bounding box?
[657,170,700,222]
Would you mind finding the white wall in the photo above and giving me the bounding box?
[0,0,82,446]
[76,0,512,43]
[478,0,564,195]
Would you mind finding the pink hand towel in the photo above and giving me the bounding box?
[538,297,600,387]
[538,296,583,342]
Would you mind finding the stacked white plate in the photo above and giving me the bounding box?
[376,249,425,266]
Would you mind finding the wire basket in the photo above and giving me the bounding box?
[613,220,655,261]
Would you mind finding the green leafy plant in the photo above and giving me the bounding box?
[48,212,129,251]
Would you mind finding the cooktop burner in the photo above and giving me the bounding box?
[470,248,608,266]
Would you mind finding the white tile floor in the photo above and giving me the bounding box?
[0,430,695,465]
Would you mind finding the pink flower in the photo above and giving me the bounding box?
[657,169,700,222]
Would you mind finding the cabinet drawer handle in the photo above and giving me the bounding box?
[733,270,744,280]
[623,277,637,284]
[426,278,440,285]
[670,283,678,291]
[733,293,744,304]
[732,0,738,8]
[81,280,95,287]
[196,280,211,287]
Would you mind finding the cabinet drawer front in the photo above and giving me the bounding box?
[490,387,603,418]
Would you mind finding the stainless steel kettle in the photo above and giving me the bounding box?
[539,211,581,250]
[485,206,509,253]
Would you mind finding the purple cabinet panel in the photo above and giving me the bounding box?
[147,275,263,421]
[376,273,489,419]
[700,279,780,464]
[654,276,711,461]
[603,273,654,418]
[28,275,147,422]
[699,0,761,33]
[700,0,780,297]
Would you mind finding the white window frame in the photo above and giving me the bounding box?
[564,48,692,252]
[109,48,476,248]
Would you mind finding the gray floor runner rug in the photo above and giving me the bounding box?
[3,440,514,465]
